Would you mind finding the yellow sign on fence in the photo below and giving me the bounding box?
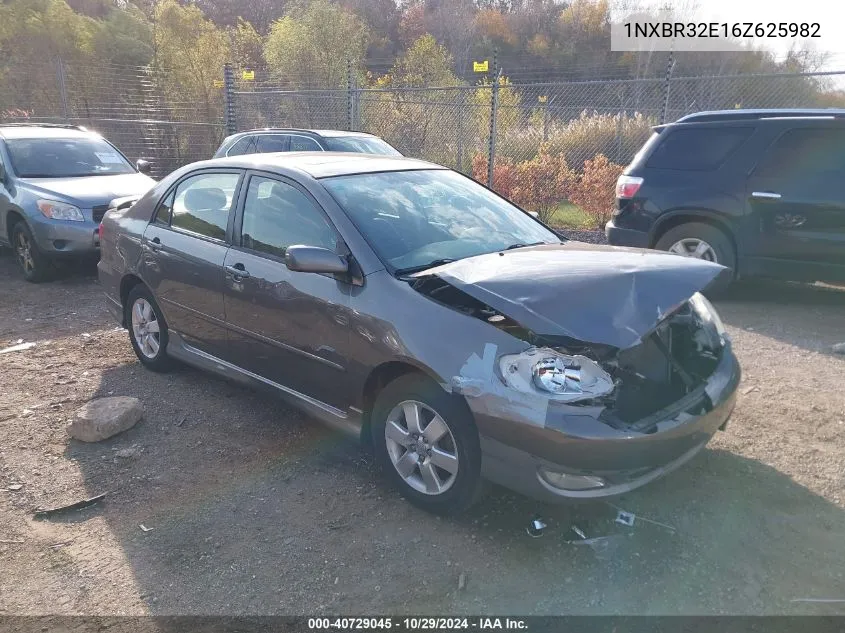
[473,60,489,73]
[538,95,548,103]
[242,70,255,81]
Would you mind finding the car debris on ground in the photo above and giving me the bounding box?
[33,493,107,519]
[0,341,35,355]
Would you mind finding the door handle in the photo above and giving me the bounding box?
[752,191,782,199]
[225,264,250,279]
[147,236,161,252]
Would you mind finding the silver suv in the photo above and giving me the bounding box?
[0,123,155,281]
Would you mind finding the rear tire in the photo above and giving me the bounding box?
[125,284,173,372]
[11,222,55,283]
[371,374,483,516]
[655,222,736,294]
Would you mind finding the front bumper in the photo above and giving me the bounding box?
[605,219,650,249]
[30,217,100,256]
[475,345,740,502]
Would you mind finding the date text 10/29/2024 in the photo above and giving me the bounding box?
[308,618,528,631]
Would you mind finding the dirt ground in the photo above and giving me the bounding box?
[1,249,844,616]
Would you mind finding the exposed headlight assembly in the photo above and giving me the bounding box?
[499,348,614,403]
[689,292,728,344]
[37,200,85,222]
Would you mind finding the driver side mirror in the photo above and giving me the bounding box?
[527,211,539,219]
[285,245,349,274]
[136,159,152,175]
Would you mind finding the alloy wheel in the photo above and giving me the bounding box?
[668,238,719,263]
[15,231,35,274]
[131,298,161,359]
[384,400,459,495]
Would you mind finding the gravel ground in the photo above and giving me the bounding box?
[1,249,844,616]
[553,228,607,244]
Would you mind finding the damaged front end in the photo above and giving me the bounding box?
[407,244,740,500]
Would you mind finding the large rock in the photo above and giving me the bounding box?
[68,397,143,442]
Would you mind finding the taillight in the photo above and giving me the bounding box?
[616,175,643,199]
[98,222,104,236]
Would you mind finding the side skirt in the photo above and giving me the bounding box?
[166,331,363,439]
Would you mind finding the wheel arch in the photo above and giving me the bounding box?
[119,274,146,326]
[650,210,739,256]
[359,360,461,445]
[5,209,28,240]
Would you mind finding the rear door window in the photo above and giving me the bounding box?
[226,136,256,156]
[169,172,240,241]
[754,128,845,178]
[256,135,290,153]
[289,135,322,151]
[646,127,753,171]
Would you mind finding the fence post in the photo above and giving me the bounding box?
[346,59,355,131]
[223,63,236,135]
[486,50,499,188]
[660,49,675,125]
[56,57,70,122]
[456,89,465,172]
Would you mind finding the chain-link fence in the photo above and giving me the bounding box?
[4,58,843,183]
[0,59,226,178]
[229,66,845,185]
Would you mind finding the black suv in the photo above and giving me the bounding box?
[606,109,845,288]
[213,128,402,158]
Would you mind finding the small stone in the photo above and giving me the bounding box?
[114,447,142,459]
[67,397,143,442]
[7,484,23,491]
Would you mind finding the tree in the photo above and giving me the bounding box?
[152,0,229,152]
[385,33,461,88]
[366,35,463,164]
[264,0,370,89]
[229,18,264,69]
[93,7,154,68]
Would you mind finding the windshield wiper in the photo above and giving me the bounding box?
[394,258,456,276]
[503,241,548,251]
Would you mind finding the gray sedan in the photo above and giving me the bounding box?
[98,152,740,515]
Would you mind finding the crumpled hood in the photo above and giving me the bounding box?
[418,242,728,349]
[18,173,155,208]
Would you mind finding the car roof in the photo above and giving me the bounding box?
[670,109,845,125]
[0,124,97,140]
[198,152,443,179]
[230,128,378,139]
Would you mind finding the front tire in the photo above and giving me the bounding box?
[125,285,173,372]
[12,222,55,283]
[371,374,483,515]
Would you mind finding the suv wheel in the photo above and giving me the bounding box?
[125,285,173,372]
[12,222,54,283]
[655,222,736,292]
[371,374,483,515]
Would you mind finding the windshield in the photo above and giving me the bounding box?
[323,136,402,156]
[6,137,135,178]
[323,169,560,273]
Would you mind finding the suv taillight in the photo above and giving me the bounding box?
[615,175,643,199]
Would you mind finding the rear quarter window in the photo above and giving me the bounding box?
[646,127,753,171]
